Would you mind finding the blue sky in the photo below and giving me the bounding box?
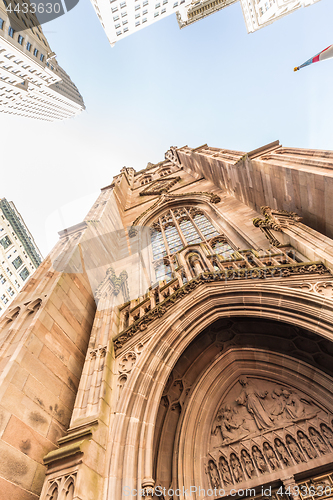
[1,0,332,256]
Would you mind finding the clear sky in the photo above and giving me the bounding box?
[1,0,332,257]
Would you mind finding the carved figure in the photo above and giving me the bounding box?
[309,428,328,454]
[274,438,292,466]
[241,449,255,478]
[270,387,289,420]
[297,431,317,459]
[263,442,280,470]
[282,390,317,420]
[236,377,273,430]
[320,424,333,449]
[230,454,243,483]
[212,404,248,443]
[219,457,233,485]
[286,435,306,463]
[252,446,267,473]
[208,461,221,489]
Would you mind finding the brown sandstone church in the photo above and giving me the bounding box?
[1,141,333,500]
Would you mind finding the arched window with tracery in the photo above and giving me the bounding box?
[210,236,234,259]
[141,176,152,186]
[150,206,233,282]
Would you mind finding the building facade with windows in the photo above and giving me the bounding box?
[90,0,192,46]
[239,0,320,33]
[0,198,42,316]
[0,0,85,120]
[1,142,333,500]
[91,0,321,45]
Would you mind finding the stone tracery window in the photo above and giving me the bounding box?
[141,176,152,185]
[150,206,231,282]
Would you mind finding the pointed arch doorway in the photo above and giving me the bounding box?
[152,318,333,500]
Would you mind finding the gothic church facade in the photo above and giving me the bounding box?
[1,142,333,500]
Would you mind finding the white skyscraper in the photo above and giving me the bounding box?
[90,0,321,45]
[90,0,192,46]
[239,0,321,33]
[0,1,85,121]
[0,198,42,317]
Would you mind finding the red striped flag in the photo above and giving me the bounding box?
[294,44,333,71]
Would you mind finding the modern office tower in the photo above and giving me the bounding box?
[1,142,333,499]
[239,0,320,33]
[0,2,85,120]
[91,0,321,45]
[0,198,42,316]
[90,0,192,46]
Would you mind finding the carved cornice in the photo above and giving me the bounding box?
[113,262,329,352]
[140,176,181,196]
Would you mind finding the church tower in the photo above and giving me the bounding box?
[1,142,333,500]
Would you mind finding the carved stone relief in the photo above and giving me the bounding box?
[118,352,137,373]
[114,265,330,353]
[315,281,333,298]
[116,344,145,400]
[253,206,303,247]
[43,474,76,500]
[289,281,333,298]
[89,345,107,359]
[207,377,333,490]
[95,267,130,304]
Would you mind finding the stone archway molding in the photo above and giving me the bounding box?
[105,282,333,500]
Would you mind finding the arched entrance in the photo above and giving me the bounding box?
[106,283,333,500]
[153,318,333,500]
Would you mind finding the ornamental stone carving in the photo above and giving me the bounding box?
[113,263,330,352]
[95,267,130,303]
[253,206,303,246]
[118,352,137,374]
[315,281,333,297]
[42,474,76,500]
[206,376,333,488]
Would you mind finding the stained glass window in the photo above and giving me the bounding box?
[179,219,201,245]
[155,262,172,282]
[212,240,234,259]
[192,214,219,240]
[164,225,182,254]
[150,207,231,282]
[151,230,166,260]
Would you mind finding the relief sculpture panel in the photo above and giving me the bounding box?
[207,376,333,490]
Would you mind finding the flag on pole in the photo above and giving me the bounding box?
[294,44,333,71]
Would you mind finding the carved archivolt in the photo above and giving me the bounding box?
[207,376,333,489]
